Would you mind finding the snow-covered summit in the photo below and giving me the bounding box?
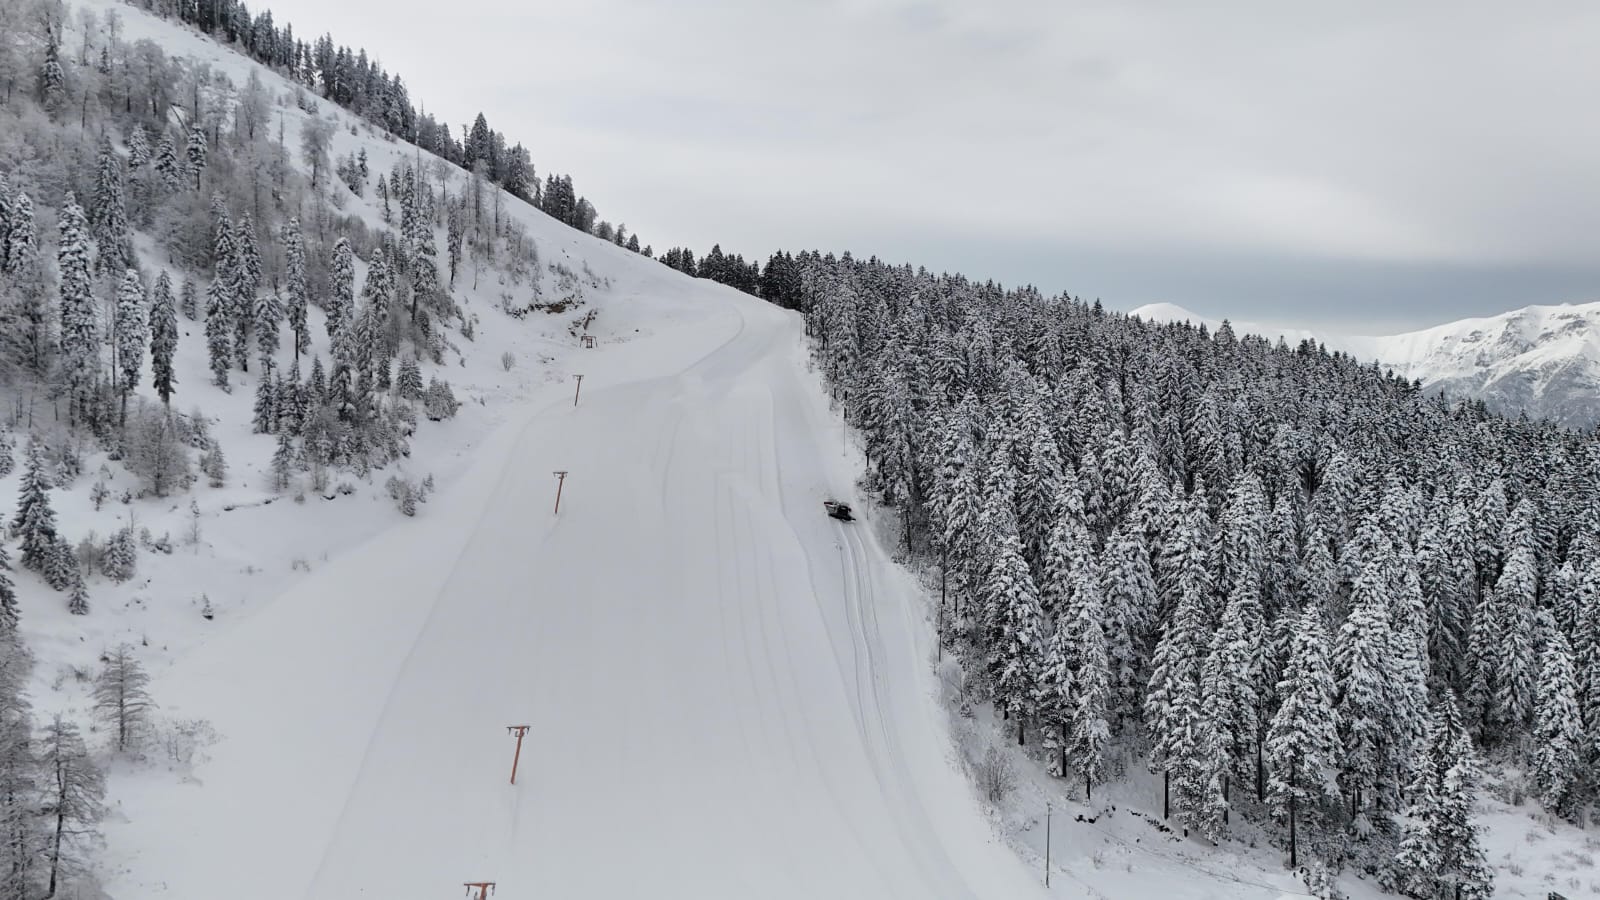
[1132,300,1600,427]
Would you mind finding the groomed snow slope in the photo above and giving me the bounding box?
[104,282,1047,897]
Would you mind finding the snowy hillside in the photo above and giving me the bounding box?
[1131,301,1600,427]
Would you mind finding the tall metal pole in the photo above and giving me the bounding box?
[1044,802,1052,887]
[506,725,530,785]
[552,471,568,514]
[573,374,584,407]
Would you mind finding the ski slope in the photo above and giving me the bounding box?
[105,277,1045,898]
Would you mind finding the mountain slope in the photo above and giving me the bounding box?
[1131,301,1600,427]
[1357,302,1600,427]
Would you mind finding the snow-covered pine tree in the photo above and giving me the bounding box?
[1334,557,1402,829]
[15,441,58,575]
[1068,566,1112,797]
[254,289,283,365]
[230,216,261,371]
[3,190,34,274]
[179,276,198,320]
[150,271,178,405]
[983,514,1044,744]
[154,132,182,192]
[185,126,208,189]
[253,364,277,434]
[270,431,295,492]
[101,529,137,583]
[328,237,355,340]
[0,519,18,636]
[37,715,103,899]
[395,356,424,402]
[282,218,310,361]
[56,195,99,423]
[1100,521,1157,718]
[126,125,151,169]
[38,30,66,114]
[91,138,134,276]
[1265,605,1338,867]
[113,269,148,427]
[204,275,233,388]
[1531,631,1583,814]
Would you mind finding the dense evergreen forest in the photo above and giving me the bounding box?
[769,251,1600,896]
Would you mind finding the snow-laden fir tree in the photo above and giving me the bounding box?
[1391,697,1493,900]
[185,126,208,189]
[983,512,1044,744]
[15,441,58,575]
[154,132,182,192]
[1531,631,1584,815]
[126,124,151,169]
[150,271,178,405]
[204,275,233,388]
[282,218,310,361]
[101,529,137,583]
[270,431,295,492]
[1067,562,1112,798]
[66,570,89,615]
[56,195,99,423]
[3,189,35,274]
[327,237,355,341]
[38,30,66,114]
[1100,521,1156,716]
[231,214,261,371]
[0,519,18,636]
[91,138,134,275]
[253,364,277,434]
[395,356,424,402]
[1202,566,1266,808]
[254,289,283,365]
[1266,605,1339,867]
[179,276,198,320]
[113,269,148,427]
[1334,557,1402,829]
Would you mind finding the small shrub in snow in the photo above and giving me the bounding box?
[90,477,110,511]
[200,595,214,620]
[185,500,202,547]
[0,433,12,478]
[501,351,515,372]
[159,717,218,771]
[977,745,1015,805]
[102,529,138,583]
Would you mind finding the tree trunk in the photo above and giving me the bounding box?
[1163,770,1169,820]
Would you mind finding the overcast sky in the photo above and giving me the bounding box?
[257,0,1600,332]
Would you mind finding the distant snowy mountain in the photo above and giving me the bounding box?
[1131,301,1600,428]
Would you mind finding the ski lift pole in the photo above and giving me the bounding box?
[506,725,530,785]
[1044,802,1052,887]
[552,471,568,515]
[573,374,584,407]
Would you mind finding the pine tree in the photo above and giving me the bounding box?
[101,529,137,583]
[327,237,355,340]
[126,125,151,169]
[93,645,155,753]
[37,715,103,899]
[91,138,134,276]
[204,276,233,388]
[1068,570,1113,798]
[984,518,1044,743]
[3,190,35,275]
[1334,558,1402,827]
[16,442,58,575]
[282,219,310,361]
[66,571,89,615]
[150,271,178,405]
[113,269,148,427]
[254,289,283,365]
[38,30,66,114]
[1531,632,1583,814]
[396,356,424,402]
[185,126,208,189]
[270,431,295,492]
[56,195,99,422]
[230,218,260,371]
[253,364,277,434]
[0,519,18,636]
[154,132,182,192]
[1266,606,1338,867]
[0,638,41,898]
[179,276,199,320]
